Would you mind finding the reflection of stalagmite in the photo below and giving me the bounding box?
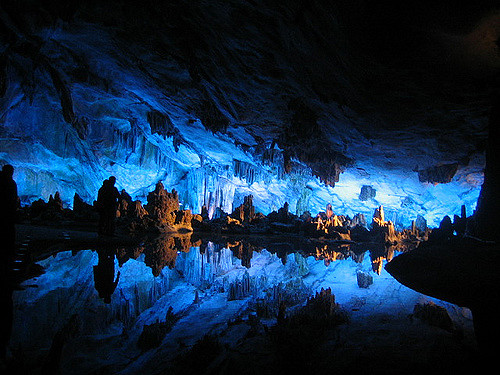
[303,287,338,319]
[41,314,81,374]
[386,247,395,262]
[315,245,349,266]
[228,271,252,300]
[357,270,373,288]
[141,234,194,276]
[228,241,253,268]
[137,306,178,351]
[371,257,384,275]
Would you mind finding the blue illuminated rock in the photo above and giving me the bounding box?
[359,185,376,201]
[0,0,487,231]
[415,214,427,232]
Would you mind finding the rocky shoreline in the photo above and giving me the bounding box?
[17,181,435,248]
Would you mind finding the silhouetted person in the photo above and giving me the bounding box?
[96,176,120,236]
[93,248,120,304]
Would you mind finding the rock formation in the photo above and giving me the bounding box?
[359,185,376,201]
[73,193,98,222]
[230,195,256,224]
[137,307,177,351]
[418,163,459,184]
[142,182,193,233]
[371,205,399,244]
[18,185,431,256]
[117,190,133,218]
[356,270,373,288]
[128,200,148,220]
[412,301,454,332]
[145,183,180,225]
[472,94,500,242]
[415,214,427,232]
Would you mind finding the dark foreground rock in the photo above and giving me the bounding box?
[385,236,500,356]
[412,301,454,332]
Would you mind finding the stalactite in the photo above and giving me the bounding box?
[233,159,260,185]
[0,53,7,97]
[45,61,76,125]
[296,186,312,216]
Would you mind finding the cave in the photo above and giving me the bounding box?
[1,1,499,374]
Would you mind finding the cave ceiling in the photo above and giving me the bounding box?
[0,0,499,226]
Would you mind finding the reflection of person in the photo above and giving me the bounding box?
[96,176,120,236]
[0,164,18,267]
[0,271,13,361]
[0,164,17,361]
[93,249,120,304]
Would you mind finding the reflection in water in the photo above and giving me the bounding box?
[110,233,410,279]
[9,234,446,374]
[109,233,415,281]
[116,234,198,277]
[87,234,410,304]
[0,273,13,361]
[93,249,120,304]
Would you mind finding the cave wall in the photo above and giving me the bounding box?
[1,0,496,227]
